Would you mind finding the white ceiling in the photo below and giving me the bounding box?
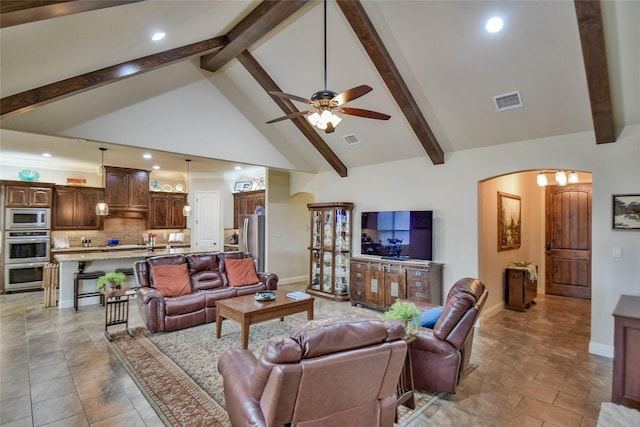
[1,0,638,176]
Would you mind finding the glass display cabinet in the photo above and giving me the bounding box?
[307,202,353,301]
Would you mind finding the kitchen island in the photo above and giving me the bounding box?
[54,247,213,309]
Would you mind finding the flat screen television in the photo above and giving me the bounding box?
[361,210,433,261]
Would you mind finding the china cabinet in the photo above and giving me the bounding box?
[306,202,353,301]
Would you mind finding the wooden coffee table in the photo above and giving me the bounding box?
[215,290,314,349]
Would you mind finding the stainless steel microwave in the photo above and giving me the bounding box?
[5,208,51,230]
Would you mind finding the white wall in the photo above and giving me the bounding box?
[291,125,640,356]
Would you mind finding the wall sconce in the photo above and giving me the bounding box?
[568,171,579,184]
[536,173,548,187]
[555,171,567,186]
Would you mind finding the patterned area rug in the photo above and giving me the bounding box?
[108,314,440,426]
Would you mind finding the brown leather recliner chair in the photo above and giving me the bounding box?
[218,316,407,427]
[410,277,488,394]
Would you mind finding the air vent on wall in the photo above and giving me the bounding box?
[493,91,523,111]
[343,134,360,145]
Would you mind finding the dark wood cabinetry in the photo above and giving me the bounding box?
[612,295,640,409]
[5,183,52,207]
[505,267,537,311]
[149,192,187,229]
[350,258,443,310]
[104,166,149,216]
[233,190,265,228]
[53,186,104,230]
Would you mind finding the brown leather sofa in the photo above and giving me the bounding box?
[218,316,407,427]
[410,277,488,393]
[134,251,278,333]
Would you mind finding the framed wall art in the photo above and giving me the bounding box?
[234,181,252,192]
[498,191,521,251]
[612,194,640,230]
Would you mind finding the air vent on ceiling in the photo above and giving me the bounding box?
[493,91,523,111]
[343,134,360,145]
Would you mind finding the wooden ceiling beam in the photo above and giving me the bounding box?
[1,36,227,119]
[200,0,310,73]
[237,51,348,177]
[574,0,615,144]
[0,0,144,28]
[337,0,444,165]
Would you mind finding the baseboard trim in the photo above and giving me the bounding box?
[277,275,307,286]
[589,341,613,358]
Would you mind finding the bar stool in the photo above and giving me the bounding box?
[74,270,105,310]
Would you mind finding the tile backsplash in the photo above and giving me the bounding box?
[51,217,190,247]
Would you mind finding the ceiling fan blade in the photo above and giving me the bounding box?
[269,91,314,105]
[337,107,391,120]
[266,110,313,124]
[332,85,373,106]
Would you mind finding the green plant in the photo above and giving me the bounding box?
[96,272,127,293]
[382,299,423,337]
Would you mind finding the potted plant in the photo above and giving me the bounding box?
[382,299,423,339]
[96,272,127,293]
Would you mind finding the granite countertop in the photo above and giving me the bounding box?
[54,247,213,263]
[51,243,191,253]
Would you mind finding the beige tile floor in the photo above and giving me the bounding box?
[0,284,615,426]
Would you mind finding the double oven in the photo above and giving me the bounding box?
[4,208,51,291]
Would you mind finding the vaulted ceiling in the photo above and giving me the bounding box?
[1,0,638,177]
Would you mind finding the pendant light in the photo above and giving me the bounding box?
[182,159,192,216]
[95,147,109,216]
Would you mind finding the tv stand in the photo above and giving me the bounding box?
[350,257,443,310]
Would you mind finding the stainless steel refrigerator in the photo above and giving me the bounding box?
[238,214,265,272]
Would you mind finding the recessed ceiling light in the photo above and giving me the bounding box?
[152,165,160,170]
[234,166,242,170]
[74,138,87,142]
[486,17,503,33]
[151,32,165,41]
[41,152,52,157]
[143,153,152,159]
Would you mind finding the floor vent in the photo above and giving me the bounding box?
[493,91,523,111]
[343,134,360,145]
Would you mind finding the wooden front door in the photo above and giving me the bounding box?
[545,183,592,299]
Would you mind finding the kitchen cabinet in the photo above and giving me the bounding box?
[233,190,265,228]
[612,295,640,409]
[306,202,353,301]
[149,192,187,229]
[53,186,104,230]
[5,182,53,208]
[104,166,149,216]
[350,257,443,310]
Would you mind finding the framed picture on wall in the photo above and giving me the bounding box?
[612,194,640,230]
[498,191,521,251]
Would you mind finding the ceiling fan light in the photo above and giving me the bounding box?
[568,171,579,183]
[329,113,342,127]
[555,171,567,186]
[307,112,321,126]
[536,173,548,187]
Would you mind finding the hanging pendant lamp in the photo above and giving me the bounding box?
[182,159,192,217]
[95,148,109,216]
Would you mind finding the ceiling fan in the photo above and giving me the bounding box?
[266,0,390,134]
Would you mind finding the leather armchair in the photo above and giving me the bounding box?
[218,316,407,427]
[410,277,488,393]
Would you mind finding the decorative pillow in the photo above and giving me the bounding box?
[151,263,191,297]
[225,257,260,287]
[420,306,444,328]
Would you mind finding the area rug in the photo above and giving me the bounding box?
[108,315,441,426]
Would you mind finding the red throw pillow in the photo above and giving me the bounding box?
[225,257,260,287]
[151,263,191,297]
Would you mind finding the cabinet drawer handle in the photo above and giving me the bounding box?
[357,272,361,278]
[415,292,421,297]
[415,271,422,276]
[512,273,520,278]
[415,281,422,287]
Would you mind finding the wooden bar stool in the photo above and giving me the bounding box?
[74,270,105,310]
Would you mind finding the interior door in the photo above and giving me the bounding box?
[545,183,592,299]
[194,191,220,251]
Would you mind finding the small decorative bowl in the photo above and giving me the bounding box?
[255,291,276,301]
[18,169,40,182]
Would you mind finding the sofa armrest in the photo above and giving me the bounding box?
[412,329,457,354]
[218,349,267,426]
[136,286,164,304]
[257,272,278,291]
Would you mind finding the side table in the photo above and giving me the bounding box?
[104,288,135,341]
[396,336,416,420]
